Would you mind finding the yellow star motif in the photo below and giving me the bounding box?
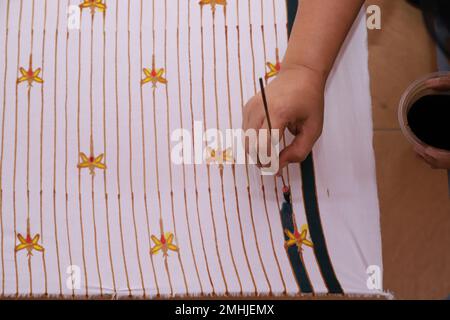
[15,219,44,257]
[206,147,234,170]
[17,55,43,87]
[199,0,227,13]
[265,49,281,80]
[79,0,107,15]
[77,139,106,176]
[150,232,179,257]
[141,55,167,88]
[78,152,106,176]
[284,224,313,252]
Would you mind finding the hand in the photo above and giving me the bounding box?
[415,146,450,170]
[413,75,450,170]
[425,75,450,91]
[242,64,326,174]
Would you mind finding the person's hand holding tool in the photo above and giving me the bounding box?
[243,65,325,171]
[242,0,364,173]
[414,75,450,170]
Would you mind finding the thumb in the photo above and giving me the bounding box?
[426,76,450,91]
[254,117,285,168]
[278,126,317,171]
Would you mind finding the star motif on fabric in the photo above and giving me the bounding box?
[206,147,234,170]
[199,0,227,13]
[79,0,107,15]
[150,232,179,257]
[15,219,44,257]
[17,55,43,87]
[141,55,167,88]
[77,139,106,176]
[284,224,313,252]
[78,152,106,176]
[265,49,281,80]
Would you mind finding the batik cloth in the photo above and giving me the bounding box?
[0,0,387,298]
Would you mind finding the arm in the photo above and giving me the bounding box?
[284,0,364,79]
[243,0,364,172]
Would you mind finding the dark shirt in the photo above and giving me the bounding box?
[408,0,420,7]
[407,0,450,58]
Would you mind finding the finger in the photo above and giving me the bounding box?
[257,118,285,168]
[255,119,271,168]
[413,145,426,156]
[424,147,450,169]
[425,76,450,91]
[417,152,439,169]
[242,98,265,157]
[242,97,265,131]
[278,124,318,171]
[424,146,448,158]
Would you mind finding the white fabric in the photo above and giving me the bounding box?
[0,0,385,298]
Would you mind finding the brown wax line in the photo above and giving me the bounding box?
[39,0,49,296]
[235,0,272,293]
[114,0,132,297]
[0,0,11,296]
[27,1,34,296]
[200,7,229,294]
[211,9,243,294]
[138,0,159,296]
[51,0,64,296]
[163,0,189,296]
[126,0,146,297]
[175,0,204,294]
[247,0,286,292]
[187,2,215,294]
[89,13,104,297]
[63,0,74,298]
[12,0,24,296]
[101,0,117,295]
[76,12,89,297]
[27,85,32,296]
[273,0,280,48]
[223,6,258,295]
[151,0,173,296]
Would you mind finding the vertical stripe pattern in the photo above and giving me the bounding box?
[0,0,374,298]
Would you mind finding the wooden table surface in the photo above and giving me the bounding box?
[367,0,450,300]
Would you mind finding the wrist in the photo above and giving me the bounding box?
[280,61,327,88]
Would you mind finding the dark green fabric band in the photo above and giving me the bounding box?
[286,0,344,294]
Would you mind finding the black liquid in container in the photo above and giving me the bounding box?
[407,95,450,151]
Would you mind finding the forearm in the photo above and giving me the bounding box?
[283,0,364,80]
